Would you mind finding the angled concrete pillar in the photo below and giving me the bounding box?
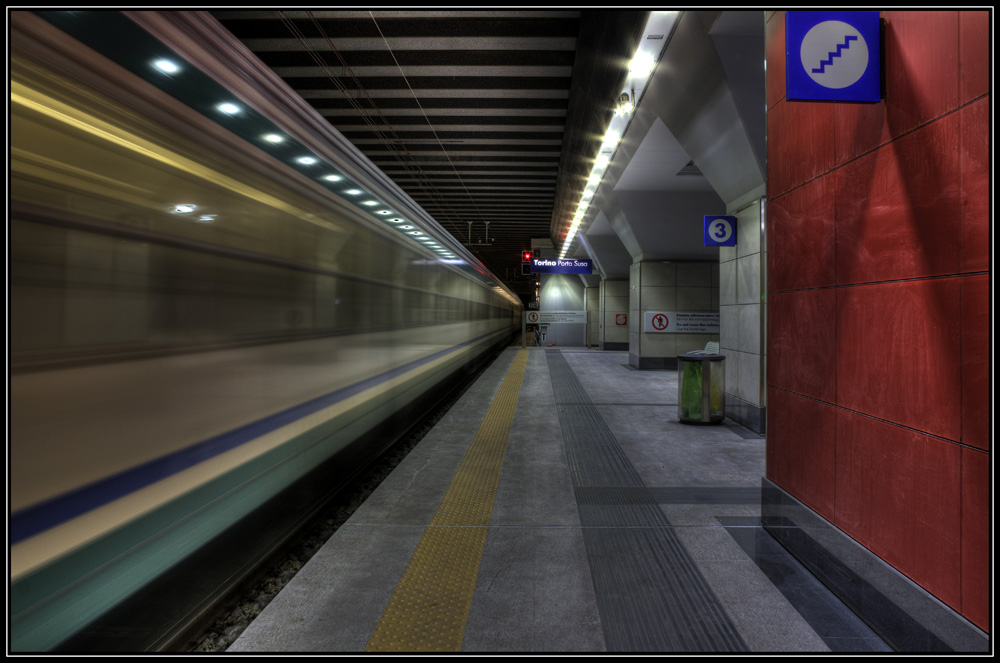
[629,260,719,369]
[719,198,766,433]
[584,284,599,347]
[599,279,629,350]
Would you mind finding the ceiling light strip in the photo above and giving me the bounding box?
[558,11,679,260]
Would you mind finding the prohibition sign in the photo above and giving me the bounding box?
[527,311,539,323]
[652,313,669,330]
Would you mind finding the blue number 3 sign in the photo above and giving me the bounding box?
[704,216,736,247]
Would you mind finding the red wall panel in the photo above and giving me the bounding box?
[836,279,962,440]
[959,11,990,104]
[835,112,961,285]
[960,274,989,450]
[880,11,960,136]
[960,98,990,274]
[835,410,962,610]
[961,447,990,630]
[768,289,836,403]
[766,387,837,520]
[767,99,836,199]
[768,173,836,292]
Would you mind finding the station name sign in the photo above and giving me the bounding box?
[530,258,593,274]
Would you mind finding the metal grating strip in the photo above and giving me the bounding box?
[648,487,762,505]
[546,350,748,653]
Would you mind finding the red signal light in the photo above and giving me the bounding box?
[522,251,533,261]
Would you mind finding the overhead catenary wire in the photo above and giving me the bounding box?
[275,10,469,232]
[367,11,493,236]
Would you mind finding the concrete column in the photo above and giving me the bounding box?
[584,285,599,347]
[629,261,719,369]
[718,198,766,433]
[599,279,629,350]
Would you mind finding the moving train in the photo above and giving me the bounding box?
[9,10,521,651]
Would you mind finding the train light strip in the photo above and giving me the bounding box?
[32,10,502,290]
[365,349,528,652]
[11,83,337,233]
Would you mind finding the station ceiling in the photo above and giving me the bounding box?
[209,10,648,296]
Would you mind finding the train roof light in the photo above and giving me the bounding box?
[153,58,180,74]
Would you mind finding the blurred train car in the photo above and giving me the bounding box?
[8,10,522,651]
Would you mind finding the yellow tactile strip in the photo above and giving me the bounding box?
[365,349,528,652]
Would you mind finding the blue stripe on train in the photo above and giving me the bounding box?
[10,330,503,544]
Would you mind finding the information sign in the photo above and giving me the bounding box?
[642,311,720,334]
[525,310,587,324]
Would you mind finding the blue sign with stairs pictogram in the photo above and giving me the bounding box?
[786,11,882,103]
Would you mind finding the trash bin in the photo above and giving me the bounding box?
[678,352,725,424]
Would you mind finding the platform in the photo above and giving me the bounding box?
[227,347,891,653]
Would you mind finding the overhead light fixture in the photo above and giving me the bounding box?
[602,127,621,149]
[628,52,655,79]
[296,156,318,165]
[617,90,635,114]
[217,102,241,115]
